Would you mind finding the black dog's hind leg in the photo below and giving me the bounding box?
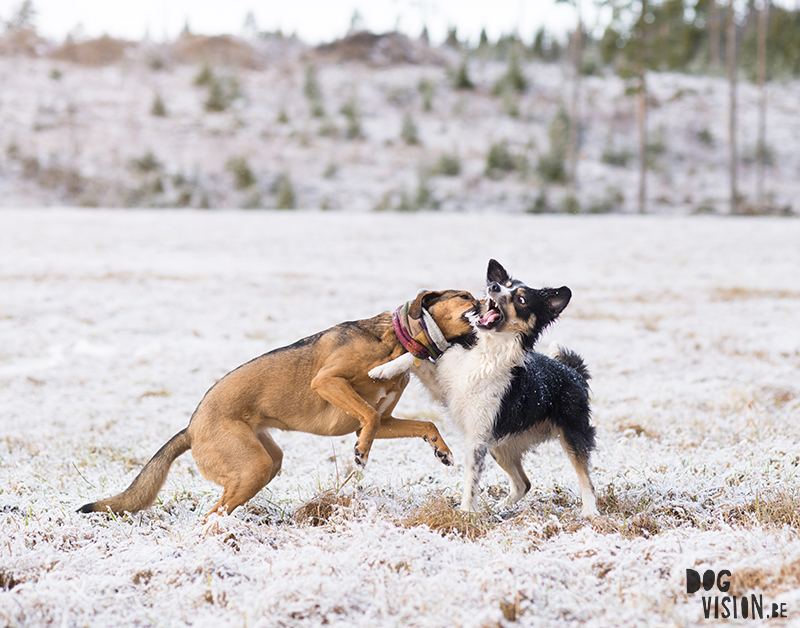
[558,428,598,518]
[460,443,488,511]
[490,441,531,507]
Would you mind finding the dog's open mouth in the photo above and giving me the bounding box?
[477,298,503,329]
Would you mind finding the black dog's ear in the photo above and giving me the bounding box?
[408,290,443,318]
[543,286,572,317]
[487,259,510,285]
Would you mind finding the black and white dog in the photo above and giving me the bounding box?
[370,260,598,517]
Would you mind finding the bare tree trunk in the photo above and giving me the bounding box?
[727,0,739,215]
[756,0,769,210]
[637,0,648,214]
[568,3,582,189]
[710,0,722,70]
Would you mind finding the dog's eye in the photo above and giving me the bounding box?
[517,295,526,305]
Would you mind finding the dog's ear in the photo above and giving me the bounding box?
[408,290,443,318]
[487,259,510,285]
[543,286,572,318]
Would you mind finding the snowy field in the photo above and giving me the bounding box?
[1,208,800,627]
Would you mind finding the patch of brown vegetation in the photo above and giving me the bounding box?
[51,35,132,66]
[596,482,655,519]
[569,308,623,322]
[594,512,661,539]
[711,287,800,302]
[0,28,50,56]
[0,570,22,590]
[728,557,800,596]
[132,570,153,586]
[722,488,800,528]
[293,490,353,526]
[138,390,170,402]
[315,30,446,66]
[171,34,261,69]
[498,594,525,622]
[402,495,494,541]
[618,423,657,438]
[760,386,798,407]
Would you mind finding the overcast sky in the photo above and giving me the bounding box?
[0,0,586,45]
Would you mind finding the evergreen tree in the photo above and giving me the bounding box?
[6,0,37,31]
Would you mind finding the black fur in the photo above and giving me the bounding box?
[493,351,595,459]
[517,286,572,351]
[475,261,598,515]
[483,259,571,351]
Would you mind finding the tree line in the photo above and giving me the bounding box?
[525,0,790,215]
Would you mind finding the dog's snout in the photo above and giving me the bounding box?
[488,282,501,294]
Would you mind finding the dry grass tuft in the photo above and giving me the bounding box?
[293,489,353,526]
[722,488,800,529]
[711,287,800,302]
[132,570,153,586]
[0,570,22,590]
[759,385,798,407]
[620,512,660,539]
[498,594,525,622]
[577,513,661,539]
[402,495,494,541]
[728,557,800,596]
[596,482,655,520]
[617,422,657,439]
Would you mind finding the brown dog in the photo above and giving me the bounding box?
[79,289,479,519]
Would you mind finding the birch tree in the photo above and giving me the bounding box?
[727,0,739,215]
[756,0,768,209]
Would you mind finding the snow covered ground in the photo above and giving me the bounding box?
[1,208,800,627]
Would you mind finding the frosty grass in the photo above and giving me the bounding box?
[2,209,799,627]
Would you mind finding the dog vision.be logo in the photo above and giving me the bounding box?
[686,569,789,620]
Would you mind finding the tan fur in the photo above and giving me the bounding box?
[79,290,477,519]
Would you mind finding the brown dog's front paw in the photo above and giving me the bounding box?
[354,444,368,468]
[435,446,454,466]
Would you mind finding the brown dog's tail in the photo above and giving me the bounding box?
[78,428,191,515]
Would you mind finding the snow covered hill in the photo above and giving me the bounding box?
[1,34,798,215]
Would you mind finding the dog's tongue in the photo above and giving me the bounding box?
[479,309,501,327]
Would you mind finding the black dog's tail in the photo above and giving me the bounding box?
[547,343,591,381]
[546,343,596,463]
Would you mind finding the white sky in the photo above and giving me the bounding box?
[0,0,583,46]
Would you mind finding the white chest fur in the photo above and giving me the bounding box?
[431,332,523,439]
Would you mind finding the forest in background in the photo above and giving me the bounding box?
[1,0,798,214]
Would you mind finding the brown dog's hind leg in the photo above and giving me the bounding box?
[192,421,279,520]
[256,431,283,483]
[373,418,454,466]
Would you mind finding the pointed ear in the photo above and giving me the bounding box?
[487,259,510,285]
[544,286,571,318]
[408,290,443,318]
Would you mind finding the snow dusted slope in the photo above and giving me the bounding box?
[1,209,799,627]
[2,54,799,215]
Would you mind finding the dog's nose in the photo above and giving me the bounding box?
[488,282,501,294]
